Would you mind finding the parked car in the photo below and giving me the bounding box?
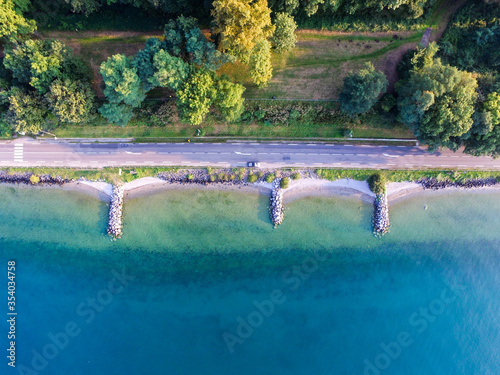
[247,162,260,167]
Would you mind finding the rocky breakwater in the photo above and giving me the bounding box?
[107,185,124,238]
[0,172,71,185]
[270,178,284,227]
[373,193,390,237]
[418,177,499,190]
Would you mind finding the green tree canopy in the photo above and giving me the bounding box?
[339,62,387,116]
[163,16,231,71]
[100,54,146,107]
[132,37,163,91]
[99,102,135,127]
[271,12,297,54]
[150,49,189,91]
[0,0,35,43]
[4,87,47,134]
[397,44,478,150]
[212,0,275,63]
[214,79,245,122]
[99,54,146,125]
[3,39,70,94]
[46,79,95,124]
[249,39,273,87]
[483,92,500,125]
[176,68,217,125]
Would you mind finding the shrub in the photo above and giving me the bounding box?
[380,94,397,113]
[339,62,387,116]
[209,174,216,182]
[291,172,300,180]
[247,173,258,183]
[367,172,387,195]
[257,171,264,179]
[271,13,297,54]
[280,177,290,188]
[29,174,39,184]
[265,173,275,182]
[187,174,194,181]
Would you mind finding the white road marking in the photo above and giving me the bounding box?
[382,153,399,158]
[235,151,252,155]
[343,145,353,147]
[125,151,141,154]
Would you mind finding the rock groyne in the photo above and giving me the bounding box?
[270,178,284,227]
[373,194,390,237]
[107,185,124,238]
[418,177,499,190]
[0,172,70,185]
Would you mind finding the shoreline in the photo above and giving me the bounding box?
[3,177,500,203]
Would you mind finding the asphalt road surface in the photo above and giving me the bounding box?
[0,138,499,169]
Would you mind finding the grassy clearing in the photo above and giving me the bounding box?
[220,30,423,99]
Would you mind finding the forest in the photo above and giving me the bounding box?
[1,0,500,157]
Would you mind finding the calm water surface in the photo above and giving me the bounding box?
[0,186,499,375]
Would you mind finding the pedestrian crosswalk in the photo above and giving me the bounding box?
[14,143,23,162]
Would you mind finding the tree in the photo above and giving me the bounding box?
[100,54,145,107]
[3,39,69,94]
[132,38,164,91]
[397,46,478,150]
[99,54,146,125]
[46,79,95,123]
[483,92,500,125]
[212,0,275,63]
[149,49,189,91]
[339,62,387,116]
[0,0,36,43]
[249,40,273,87]
[214,79,245,122]
[99,103,135,127]
[271,12,297,54]
[4,87,47,135]
[176,68,217,125]
[65,0,101,14]
[163,16,231,71]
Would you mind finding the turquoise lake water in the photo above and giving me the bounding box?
[0,186,499,375]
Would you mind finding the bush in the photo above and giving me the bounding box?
[265,173,275,182]
[291,172,300,180]
[209,175,216,182]
[367,172,387,195]
[271,13,297,54]
[339,62,387,116]
[187,174,194,181]
[280,177,290,188]
[247,173,258,183]
[380,94,397,113]
[29,174,39,184]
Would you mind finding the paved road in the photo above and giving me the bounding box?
[0,138,499,169]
